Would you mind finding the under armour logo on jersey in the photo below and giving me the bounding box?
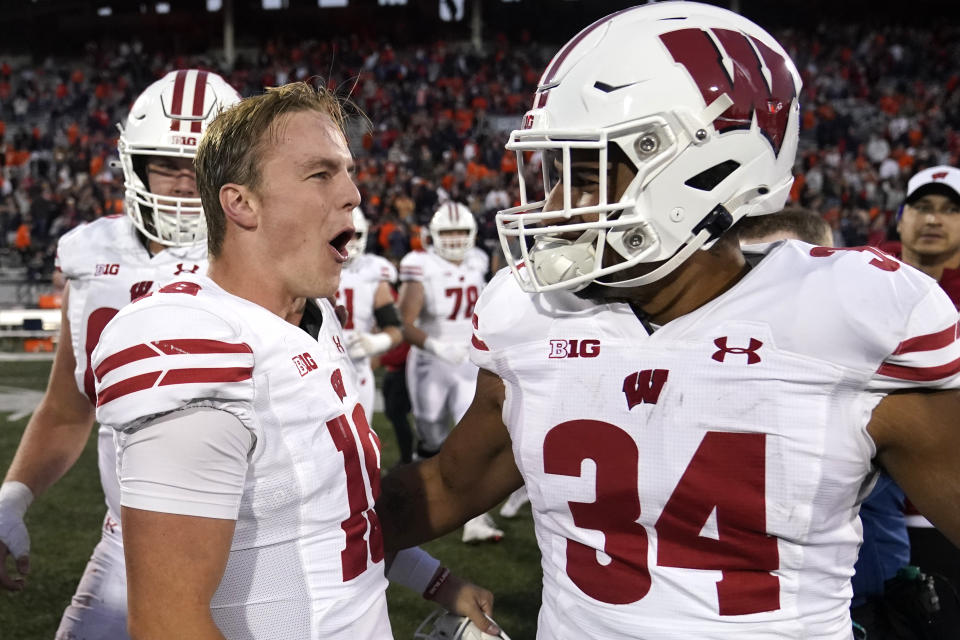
[129,280,154,302]
[549,339,600,359]
[174,263,200,275]
[95,263,119,276]
[332,335,345,354]
[292,352,318,377]
[330,368,346,403]
[659,27,797,155]
[623,369,669,409]
[104,515,119,534]
[712,337,763,364]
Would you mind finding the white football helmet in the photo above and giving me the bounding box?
[118,69,241,247]
[345,207,369,262]
[430,202,477,262]
[413,609,511,640]
[497,1,802,292]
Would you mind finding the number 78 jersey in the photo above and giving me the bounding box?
[471,241,960,639]
[399,248,488,341]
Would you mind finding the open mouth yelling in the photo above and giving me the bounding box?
[330,228,354,262]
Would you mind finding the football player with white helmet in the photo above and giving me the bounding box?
[377,3,960,638]
[0,69,240,639]
[90,81,498,640]
[398,202,503,543]
[336,206,403,423]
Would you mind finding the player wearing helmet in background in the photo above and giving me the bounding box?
[397,201,503,543]
[0,69,240,639]
[376,3,960,638]
[336,206,404,423]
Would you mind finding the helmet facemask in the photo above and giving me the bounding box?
[120,144,205,247]
[498,116,691,292]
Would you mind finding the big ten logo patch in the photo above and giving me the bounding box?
[95,263,119,276]
[548,339,600,359]
[293,352,318,377]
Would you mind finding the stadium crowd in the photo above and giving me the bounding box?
[1,23,959,280]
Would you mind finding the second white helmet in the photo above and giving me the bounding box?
[430,202,477,262]
[118,69,242,247]
[496,1,801,292]
[345,207,370,262]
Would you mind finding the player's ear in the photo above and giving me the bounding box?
[219,183,258,231]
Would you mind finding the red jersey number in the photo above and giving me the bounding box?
[337,288,355,330]
[326,403,383,581]
[543,422,779,614]
[445,285,479,320]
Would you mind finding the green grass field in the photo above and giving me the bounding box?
[0,360,542,639]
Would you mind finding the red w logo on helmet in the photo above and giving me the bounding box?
[932,171,949,180]
[660,28,796,156]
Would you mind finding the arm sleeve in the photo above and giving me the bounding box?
[117,406,253,519]
[868,286,960,392]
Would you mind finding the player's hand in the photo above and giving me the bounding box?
[428,572,500,637]
[0,482,33,591]
[423,337,469,365]
[346,331,393,360]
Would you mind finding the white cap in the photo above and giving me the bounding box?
[905,165,960,204]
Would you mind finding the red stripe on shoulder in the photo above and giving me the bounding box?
[891,321,960,355]
[877,356,960,382]
[471,334,489,351]
[152,339,253,356]
[97,371,162,406]
[94,344,160,381]
[159,366,253,386]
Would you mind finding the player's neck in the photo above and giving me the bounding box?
[148,240,166,256]
[901,247,960,282]
[207,255,303,324]
[632,242,750,325]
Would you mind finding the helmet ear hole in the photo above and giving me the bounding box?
[684,160,742,192]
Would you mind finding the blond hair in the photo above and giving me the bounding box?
[195,81,350,257]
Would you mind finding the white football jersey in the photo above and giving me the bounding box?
[336,253,398,351]
[399,248,488,342]
[471,240,960,639]
[93,277,390,639]
[56,214,206,523]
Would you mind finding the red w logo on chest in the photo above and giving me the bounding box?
[659,27,796,156]
[622,369,669,409]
